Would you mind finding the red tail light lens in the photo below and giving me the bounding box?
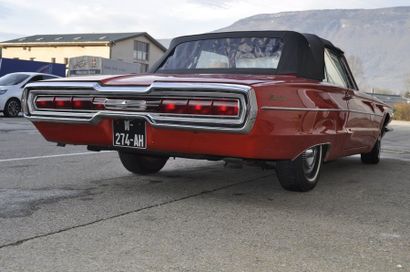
[188,100,212,115]
[72,97,94,110]
[212,100,239,116]
[35,96,104,110]
[54,96,72,109]
[160,98,239,116]
[35,97,55,108]
[160,99,188,114]
[92,97,106,110]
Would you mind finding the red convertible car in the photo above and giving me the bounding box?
[23,31,392,192]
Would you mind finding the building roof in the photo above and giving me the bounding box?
[0,32,167,51]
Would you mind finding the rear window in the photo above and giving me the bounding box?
[0,73,29,86]
[157,37,284,72]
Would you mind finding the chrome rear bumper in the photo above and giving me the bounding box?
[23,81,258,133]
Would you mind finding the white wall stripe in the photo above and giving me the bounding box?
[0,151,114,163]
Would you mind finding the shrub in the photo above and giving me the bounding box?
[393,103,410,121]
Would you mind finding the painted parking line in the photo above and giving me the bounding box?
[0,151,114,163]
[381,155,410,162]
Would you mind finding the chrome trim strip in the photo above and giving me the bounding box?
[349,110,384,117]
[26,81,253,94]
[261,106,343,112]
[348,127,380,132]
[24,82,258,134]
[24,112,251,132]
[261,106,383,117]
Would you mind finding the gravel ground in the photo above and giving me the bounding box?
[0,118,409,272]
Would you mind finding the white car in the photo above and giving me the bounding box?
[0,72,60,117]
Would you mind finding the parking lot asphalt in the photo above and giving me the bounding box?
[0,117,409,272]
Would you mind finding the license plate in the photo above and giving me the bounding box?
[113,119,146,149]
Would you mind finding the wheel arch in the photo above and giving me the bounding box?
[6,96,21,102]
[291,142,332,161]
[380,113,392,137]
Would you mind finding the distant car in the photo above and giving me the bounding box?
[23,31,393,192]
[0,72,60,117]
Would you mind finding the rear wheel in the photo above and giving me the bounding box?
[3,98,21,117]
[361,139,380,164]
[276,145,323,192]
[118,152,168,175]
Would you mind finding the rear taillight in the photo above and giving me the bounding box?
[72,97,94,110]
[188,100,212,115]
[92,97,106,110]
[35,97,55,108]
[34,96,239,116]
[54,97,72,109]
[160,98,239,116]
[35,96,105,111]
[161,99,188,114]
[212,100,239,116]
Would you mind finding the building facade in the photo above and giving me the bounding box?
[0,32,167,73]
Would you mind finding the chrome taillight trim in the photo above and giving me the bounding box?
[32,95,241,118]
[24,82,258,133]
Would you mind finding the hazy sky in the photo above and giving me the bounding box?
[1,0,409,40]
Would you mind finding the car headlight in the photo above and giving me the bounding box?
[0,89,7,95]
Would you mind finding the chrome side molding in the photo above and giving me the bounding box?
[261,106,384,117]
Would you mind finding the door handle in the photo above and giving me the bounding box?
[344,92,353,100]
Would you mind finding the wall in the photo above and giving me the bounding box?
[111,36,165,69]
[1,45,110,64]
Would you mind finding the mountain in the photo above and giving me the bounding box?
[217,7,410,94]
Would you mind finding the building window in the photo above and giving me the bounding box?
[51,58,56,63]
[140,63,149,73]
[134,41,149,61]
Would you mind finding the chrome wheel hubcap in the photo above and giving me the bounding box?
[302,146,322,182]
[7,100,20,116]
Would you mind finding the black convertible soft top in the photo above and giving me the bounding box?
[152,31,344,81]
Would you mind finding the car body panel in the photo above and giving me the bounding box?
[26,75,391,161]
[23,31,393,163]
